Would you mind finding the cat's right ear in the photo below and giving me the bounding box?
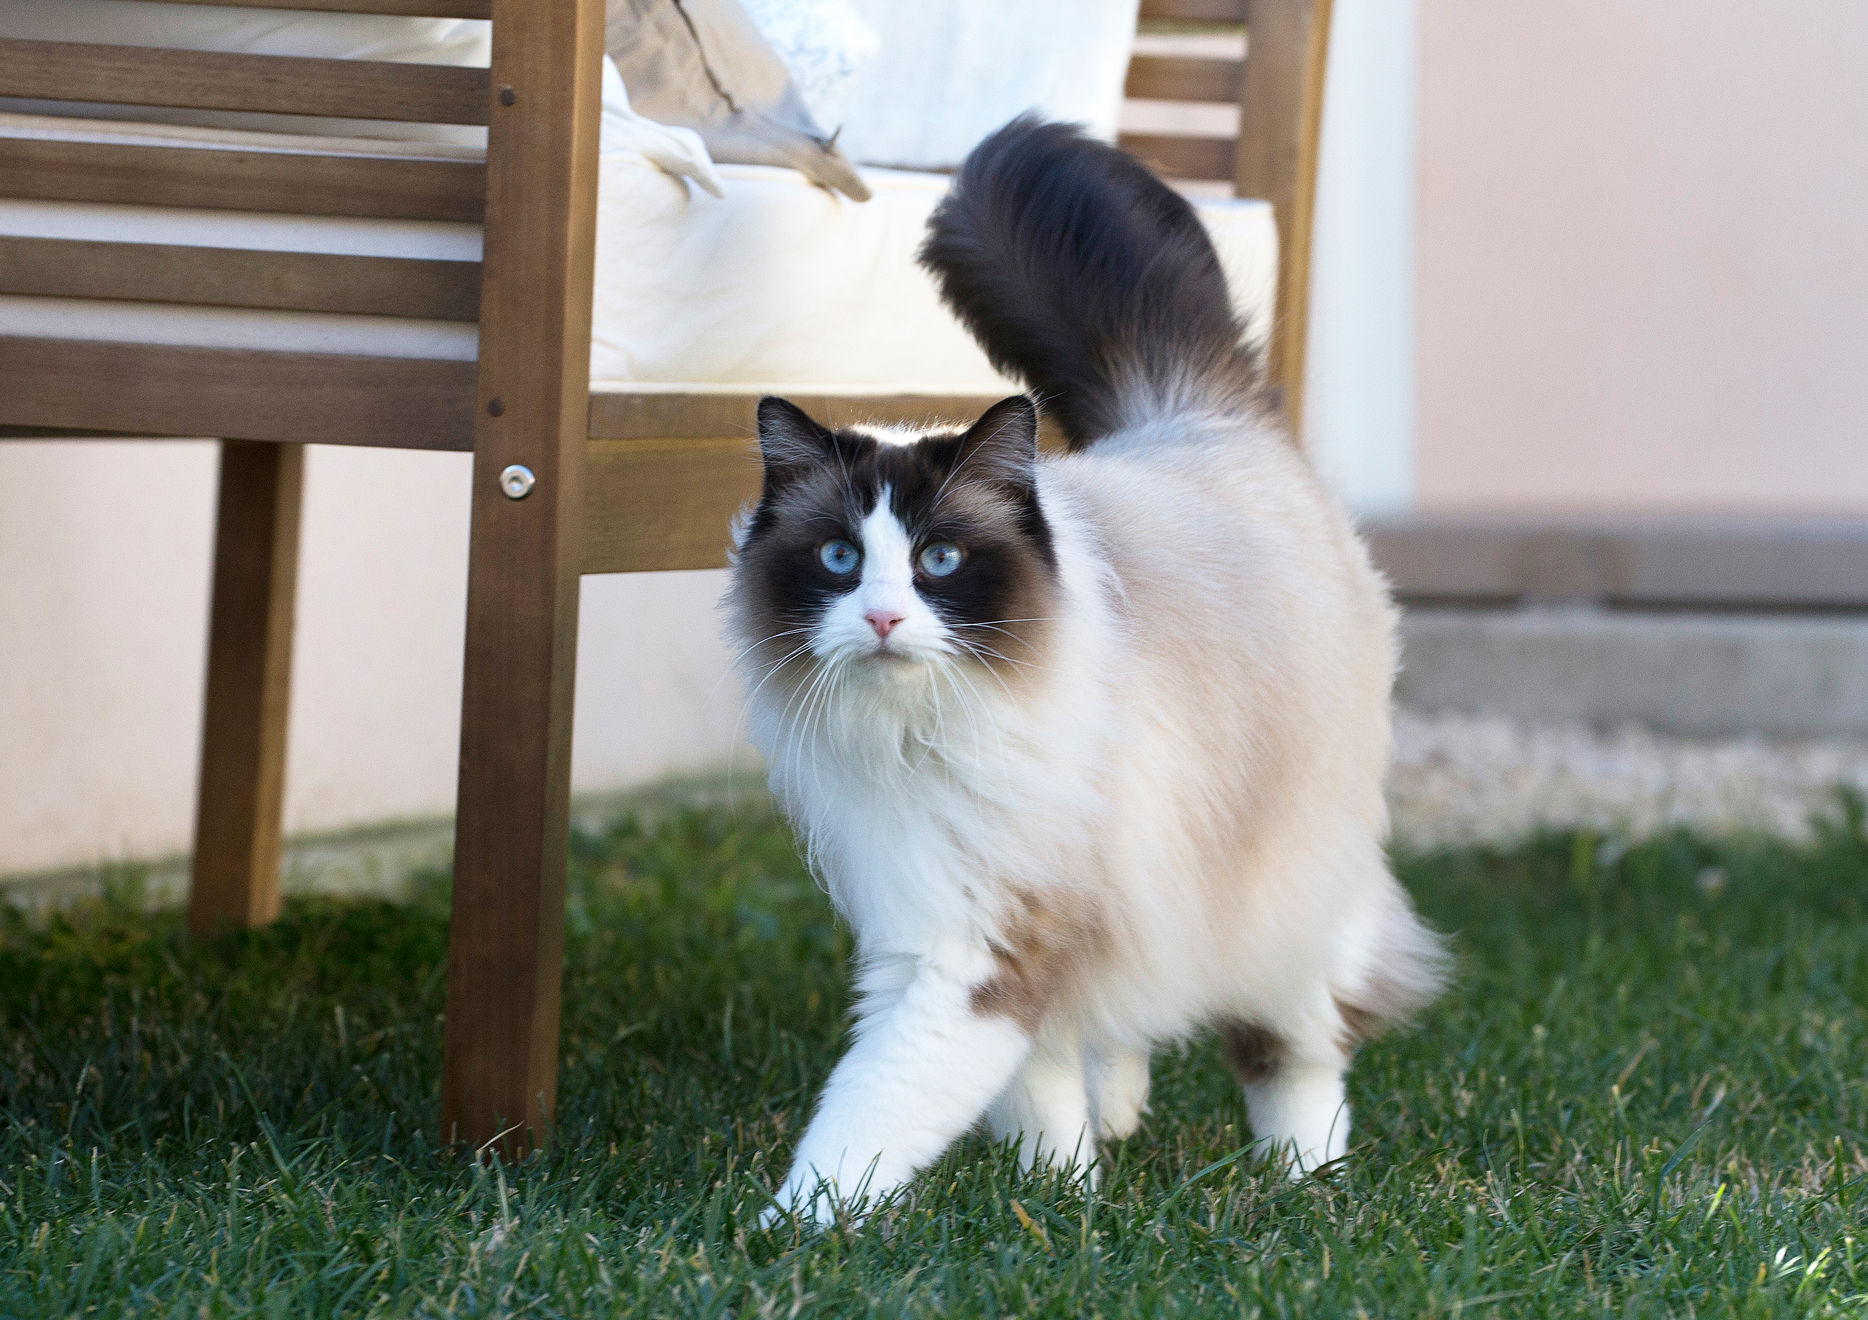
[756,396,835,495]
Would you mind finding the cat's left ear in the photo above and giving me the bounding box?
[756,396,836,495]
[952,395,1039,490]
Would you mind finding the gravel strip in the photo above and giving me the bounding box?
[1389,708,1868,850]
[12,719,1866,903]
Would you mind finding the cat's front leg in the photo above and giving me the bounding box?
[763,949,1033,1228]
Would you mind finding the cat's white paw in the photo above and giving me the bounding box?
[1242,1063,1350,1179]
[757,1197,836,1233]
[1090,1050,1151,1141]
[1255,1135,1345,1180]
[1094,1092,1147,1142]
[759,1176,866,1232]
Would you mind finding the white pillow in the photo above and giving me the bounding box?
[0,0,490,142]
[600,55,725,198]
[737,0,879,133]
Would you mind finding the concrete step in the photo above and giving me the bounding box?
[1399,607,1868,739]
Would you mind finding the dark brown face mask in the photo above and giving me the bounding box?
[731,395,1060,679]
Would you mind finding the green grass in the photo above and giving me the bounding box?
[3,800,1866,1318]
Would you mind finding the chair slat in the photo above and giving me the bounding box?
[0,236,481,320]
[0,136,485,221]
[582,389,1076,573]
[583,436,755,574]
[586,388,1021,441]
[150,0,491,16]
[1139,0,1247,23]
[1124,54,1244,102]
[0,336,476,448]
[0,40,489,125]
[1117,132,1236,181]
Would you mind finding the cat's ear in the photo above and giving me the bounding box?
[952,395,1039,489]
[756,396,835,493]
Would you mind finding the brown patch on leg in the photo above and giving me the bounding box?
[1217,1019,1284,1085]
[970,949,1061,1032]
[969,892,1100,1032]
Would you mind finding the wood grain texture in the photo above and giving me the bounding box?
[582,436,758,574]
[1124,54,1244,103]
[0,236,480,320]
[1139,0,1247,22]
[442,0,603,1157]
[586,388,1018,441]
[581,391,1063,573]
[1234,0,1333,436]
[0,40,489,124]
[0,135,485,221]
[153,0,490,14]
[1117,132,1236,181]
[0,337,476,448]
[188,441,303,936]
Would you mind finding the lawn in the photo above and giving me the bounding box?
[3,799,1865,1317]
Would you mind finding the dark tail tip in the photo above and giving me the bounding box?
[921,117,1258,448]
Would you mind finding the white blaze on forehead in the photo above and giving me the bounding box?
[804,482,950,664]
[858,486,915,593]
[844,423,936,449]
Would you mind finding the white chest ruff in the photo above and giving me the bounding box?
[751,671,1109,957]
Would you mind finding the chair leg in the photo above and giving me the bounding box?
[439,458,582,1156]
[189,441,305,936]
[439,0,601,1155]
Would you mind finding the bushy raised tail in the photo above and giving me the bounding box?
[920,117,1263,450]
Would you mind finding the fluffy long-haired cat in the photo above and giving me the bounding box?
[727,118,1444,1225]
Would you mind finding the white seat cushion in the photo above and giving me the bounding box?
[0,113,1278,395]
[588,154,1275,392]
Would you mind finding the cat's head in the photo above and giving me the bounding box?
[729,395,1058,689]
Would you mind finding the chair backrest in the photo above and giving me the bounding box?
[0,0,517,450]
[1121,0,1251,187]
[0,1,1328,443]
[1118,0,1333,432]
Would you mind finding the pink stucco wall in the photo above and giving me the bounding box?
[1417,1,1868,513]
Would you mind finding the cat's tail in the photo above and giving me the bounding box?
[919,116,1263,450]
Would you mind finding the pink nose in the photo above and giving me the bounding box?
[865,609,904,640]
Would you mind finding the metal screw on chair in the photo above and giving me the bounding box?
[499,465,536,500]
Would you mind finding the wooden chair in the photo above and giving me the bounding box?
[1120,0,1332,438]
[0,0,1332,1153]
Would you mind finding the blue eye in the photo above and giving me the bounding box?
[818,539,860,575]
[919,542,963,577]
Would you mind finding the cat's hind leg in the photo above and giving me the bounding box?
[1087,1041,1151,1141]
[1219,1017,1351,1174]
[986,1021,1096,1180]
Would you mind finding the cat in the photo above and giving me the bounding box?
[726,117,1445,1227]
